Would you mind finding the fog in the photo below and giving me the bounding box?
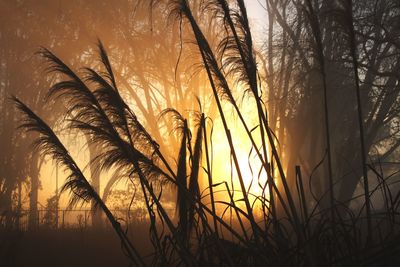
[1,0,400,266]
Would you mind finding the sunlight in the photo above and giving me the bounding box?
[39,130,92,209]
[4,1,396,265]
[209,95,270,214]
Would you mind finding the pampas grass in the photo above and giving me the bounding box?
[14,1,400,266]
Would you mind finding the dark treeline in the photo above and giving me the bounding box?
[1,0,400,266]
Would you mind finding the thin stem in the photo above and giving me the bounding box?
[346,0,372,239]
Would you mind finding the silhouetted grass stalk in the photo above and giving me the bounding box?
[215,0,279,227]
[176,0,260,240]
[202,116,219,237]
[14,97,145,267]
[304,0,335,222]
[345,0,372,239]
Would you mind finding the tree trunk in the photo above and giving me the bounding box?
[28,153,39,230]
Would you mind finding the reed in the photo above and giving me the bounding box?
[13,0,400,266]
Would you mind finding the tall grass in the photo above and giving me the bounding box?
[14,1,400,266]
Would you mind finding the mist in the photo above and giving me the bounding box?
[1,0,400,266]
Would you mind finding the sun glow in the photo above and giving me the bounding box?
[208,96,271,214]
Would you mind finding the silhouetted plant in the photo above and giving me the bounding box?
[11,0,400,266]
